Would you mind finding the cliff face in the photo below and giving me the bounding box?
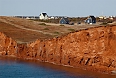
[0,32,17,56]
[1,25,116,73]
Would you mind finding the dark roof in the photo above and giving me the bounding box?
[59,17,69,24]
[85,15,96,24]
[42,13,47,17]
[62,17,69,22]
[89,16,96,19]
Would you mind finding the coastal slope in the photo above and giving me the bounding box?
[0,16,116,74]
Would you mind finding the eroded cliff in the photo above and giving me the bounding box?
[0,32,17,56]
[0,25,116,74]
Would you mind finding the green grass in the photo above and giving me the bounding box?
[59,24,65,26]
[43,28,49,30]
[39,23,51,26]
[68,28,75,32]
[54,31,60,34]
[100,22,108,25]
[39,23,46,26]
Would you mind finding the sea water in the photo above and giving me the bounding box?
[0,57,116,78]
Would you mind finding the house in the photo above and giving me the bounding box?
[39,13,48,20]
[109,16,114,20]
[85,16,96,24]
[50,16,55,19]
[99,16,107,19]
[59,17,69,24]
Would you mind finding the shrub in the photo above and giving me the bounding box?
[39,23,46,26]
[43,28,49,30]
[59,24,65,26]
[54,31,60,34]
[68,29,75,32]
[100,22,108,25]
[107,20,113,23]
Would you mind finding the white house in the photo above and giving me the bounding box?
[50,16,55,19]
[99,16,107,19]
[39,13,48,20]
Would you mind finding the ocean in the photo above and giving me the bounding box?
[0,56,116,78]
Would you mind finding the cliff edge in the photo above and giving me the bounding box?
[0,16,116,74]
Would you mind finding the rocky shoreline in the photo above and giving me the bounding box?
[0,25,116,74]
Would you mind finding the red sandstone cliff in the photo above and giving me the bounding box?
[0,25,116,74]
[0,32,17,56]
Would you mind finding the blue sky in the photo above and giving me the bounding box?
[0,0,116,17]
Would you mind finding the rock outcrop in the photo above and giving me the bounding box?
[0,32,17,56]
[0,25,116,74]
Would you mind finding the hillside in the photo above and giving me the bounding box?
[0,16,99,43]
[1,16,116,74]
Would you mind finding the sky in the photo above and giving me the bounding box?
[0,0,116,17]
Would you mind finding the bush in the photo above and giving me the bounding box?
[100,22,108,25]
[107,20,113,23]
[43,28,49,30]
[59,24,65,26]
[54,31,60,34]
[68,29,75,32]
[39,23,46,26]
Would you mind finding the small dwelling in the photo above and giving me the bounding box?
[39,13,48,20]
[85,16,96,24]
[59,17,69,24]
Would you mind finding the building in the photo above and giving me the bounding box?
[39,13,48,20]
[59,17,69,24]
[99,16,107,19]
[85,16,96,24]
[109,16,114,20]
